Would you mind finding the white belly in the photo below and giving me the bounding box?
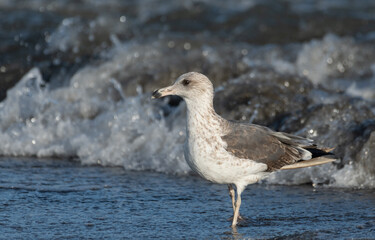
[184,135,268,185]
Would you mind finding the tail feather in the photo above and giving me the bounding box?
[321,147,335,152]
[280,146,336,170]
[280,155,336,170]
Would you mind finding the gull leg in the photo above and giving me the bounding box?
[231,186,243,228]
[228,184,244,223]
[228,184,235,213]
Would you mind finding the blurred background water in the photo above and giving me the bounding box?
[0,0,375,239]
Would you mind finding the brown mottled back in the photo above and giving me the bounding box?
[221,123,302,171]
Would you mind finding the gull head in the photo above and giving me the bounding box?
[152,72,214,101]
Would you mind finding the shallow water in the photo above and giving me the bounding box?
[1,157,374,239]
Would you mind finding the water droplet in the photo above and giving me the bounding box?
[167,41,175,48]
[53,58,61,65]
[241,49,248,55]
[35,44,41,51]
[89,21,96,28]
[32,140,36,145]
[132,114,140,121]
[326,57,333,64]
[0,66,6,73]
[308,129,317,137]
[119,16,127,23]
[183,42,191,50]
[136,85,143,95]
[88,34,95,42]
[62,18,73,26]
[337,63,345,73]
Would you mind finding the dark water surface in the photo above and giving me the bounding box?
[0,157,374,239]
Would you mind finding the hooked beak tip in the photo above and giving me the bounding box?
[152,89,162,99]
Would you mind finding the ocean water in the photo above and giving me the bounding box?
[1,0,375,238]
[1,157,374,239]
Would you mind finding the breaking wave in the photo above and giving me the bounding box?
[1,0,375,188]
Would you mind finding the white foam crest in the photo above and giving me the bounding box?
[0,67,190,174]
[0,68,47,131]
[332,131,375,188]
[346,63,375,100]
[296,34,374,85]
[47,17,83,52]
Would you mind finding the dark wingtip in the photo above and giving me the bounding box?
[305,147,335,158]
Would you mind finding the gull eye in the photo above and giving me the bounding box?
[182,79,190,86]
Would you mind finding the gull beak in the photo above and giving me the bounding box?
[151,86,174,99]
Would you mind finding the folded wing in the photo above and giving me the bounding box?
[221,122,334,172]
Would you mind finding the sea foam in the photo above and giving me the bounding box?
[0,67,189,174]
[1,35,375,188]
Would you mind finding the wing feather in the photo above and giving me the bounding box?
[221,123,302,171]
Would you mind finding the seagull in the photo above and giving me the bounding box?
[152,72,335,227]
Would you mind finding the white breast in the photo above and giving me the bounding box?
[184,114,268,185]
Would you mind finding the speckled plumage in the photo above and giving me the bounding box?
[152,72,335,227]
